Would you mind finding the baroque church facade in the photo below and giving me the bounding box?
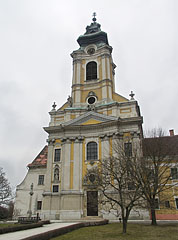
[15,16,146,220]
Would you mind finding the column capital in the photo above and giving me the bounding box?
[47,138,56,146]
[73,59,82,64]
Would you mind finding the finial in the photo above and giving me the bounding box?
[52,102,57,111]
[92,12,97,22]
[129,91,135,101]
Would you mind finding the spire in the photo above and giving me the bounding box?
[85,12,101,35]
[77,13,109,47]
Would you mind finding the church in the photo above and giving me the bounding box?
[14,15,147,220]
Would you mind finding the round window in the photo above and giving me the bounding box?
[87,48,95,55]
[88,97,96,105]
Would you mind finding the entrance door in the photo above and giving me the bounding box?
[87,191,98,216]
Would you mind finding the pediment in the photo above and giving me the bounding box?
[63,111,118,126]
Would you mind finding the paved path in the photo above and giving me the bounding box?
[0,222,77,240]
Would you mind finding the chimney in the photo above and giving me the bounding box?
[169,129,174,136]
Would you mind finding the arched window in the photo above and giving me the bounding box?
[87,142,98,160]
[86,61,97,81]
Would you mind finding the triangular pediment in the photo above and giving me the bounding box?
[63,111,118,126]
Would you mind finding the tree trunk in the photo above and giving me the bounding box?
[122,217,127,234]
[151,209,157,225]
[122,208,130,234]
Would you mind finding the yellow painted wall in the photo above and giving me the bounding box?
[113,93,128,103]
[58,102,68,111]
[70,114,75,120]
[107,109,112,115]
[81,119,102,125]
[81,87,102,103]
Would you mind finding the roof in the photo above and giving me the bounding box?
[77,19,109,47]
[143,135,178,157]
[28,145,48,168]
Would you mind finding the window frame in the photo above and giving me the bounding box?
[175,198,178,209]
[53,185,59,193]
[128,181,135,190]
[165,200,170,208]
[86,61,97,81]
[124,142,132,157]
[86,141,98,161]
[37,201,42,210]
[171,168,178,180]
[38,175,44,185]
[54,149,61,162]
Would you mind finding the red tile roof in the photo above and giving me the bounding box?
[28,145,48,168]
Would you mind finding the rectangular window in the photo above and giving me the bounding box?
[124,142,132,157]
[128,182,135,190]
[171,168,178,180]
[154,199,159,209]
[87,142,98,161]
[38,175,44,185]
[53,185,59,193]
[175,198,178,209]
[54,149,61,162]
[165,201,170,208]
[37,201,42,210]
[149,169,154,179]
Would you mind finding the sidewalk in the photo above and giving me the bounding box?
[0,222,77,240]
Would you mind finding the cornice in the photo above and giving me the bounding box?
[71,78,113,89]
[44,116,143,134]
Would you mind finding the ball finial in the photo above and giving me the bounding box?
[92,12,97,22]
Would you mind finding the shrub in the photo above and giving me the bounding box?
[0,221,43,234]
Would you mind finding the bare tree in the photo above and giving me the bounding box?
[84,138,143,234]
[130,128,178,225]
[0,167,12,206]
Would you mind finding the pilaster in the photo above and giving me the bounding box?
[61,139,71,190]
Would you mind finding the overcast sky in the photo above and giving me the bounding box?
[0,0,178,189]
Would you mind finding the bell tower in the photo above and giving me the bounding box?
[71,13,116,108]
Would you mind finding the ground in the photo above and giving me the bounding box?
[52,223,178,240]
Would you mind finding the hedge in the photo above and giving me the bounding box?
[0,221,43,234]
[22,220,109,240]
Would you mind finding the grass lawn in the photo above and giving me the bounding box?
[52,223,178,240]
